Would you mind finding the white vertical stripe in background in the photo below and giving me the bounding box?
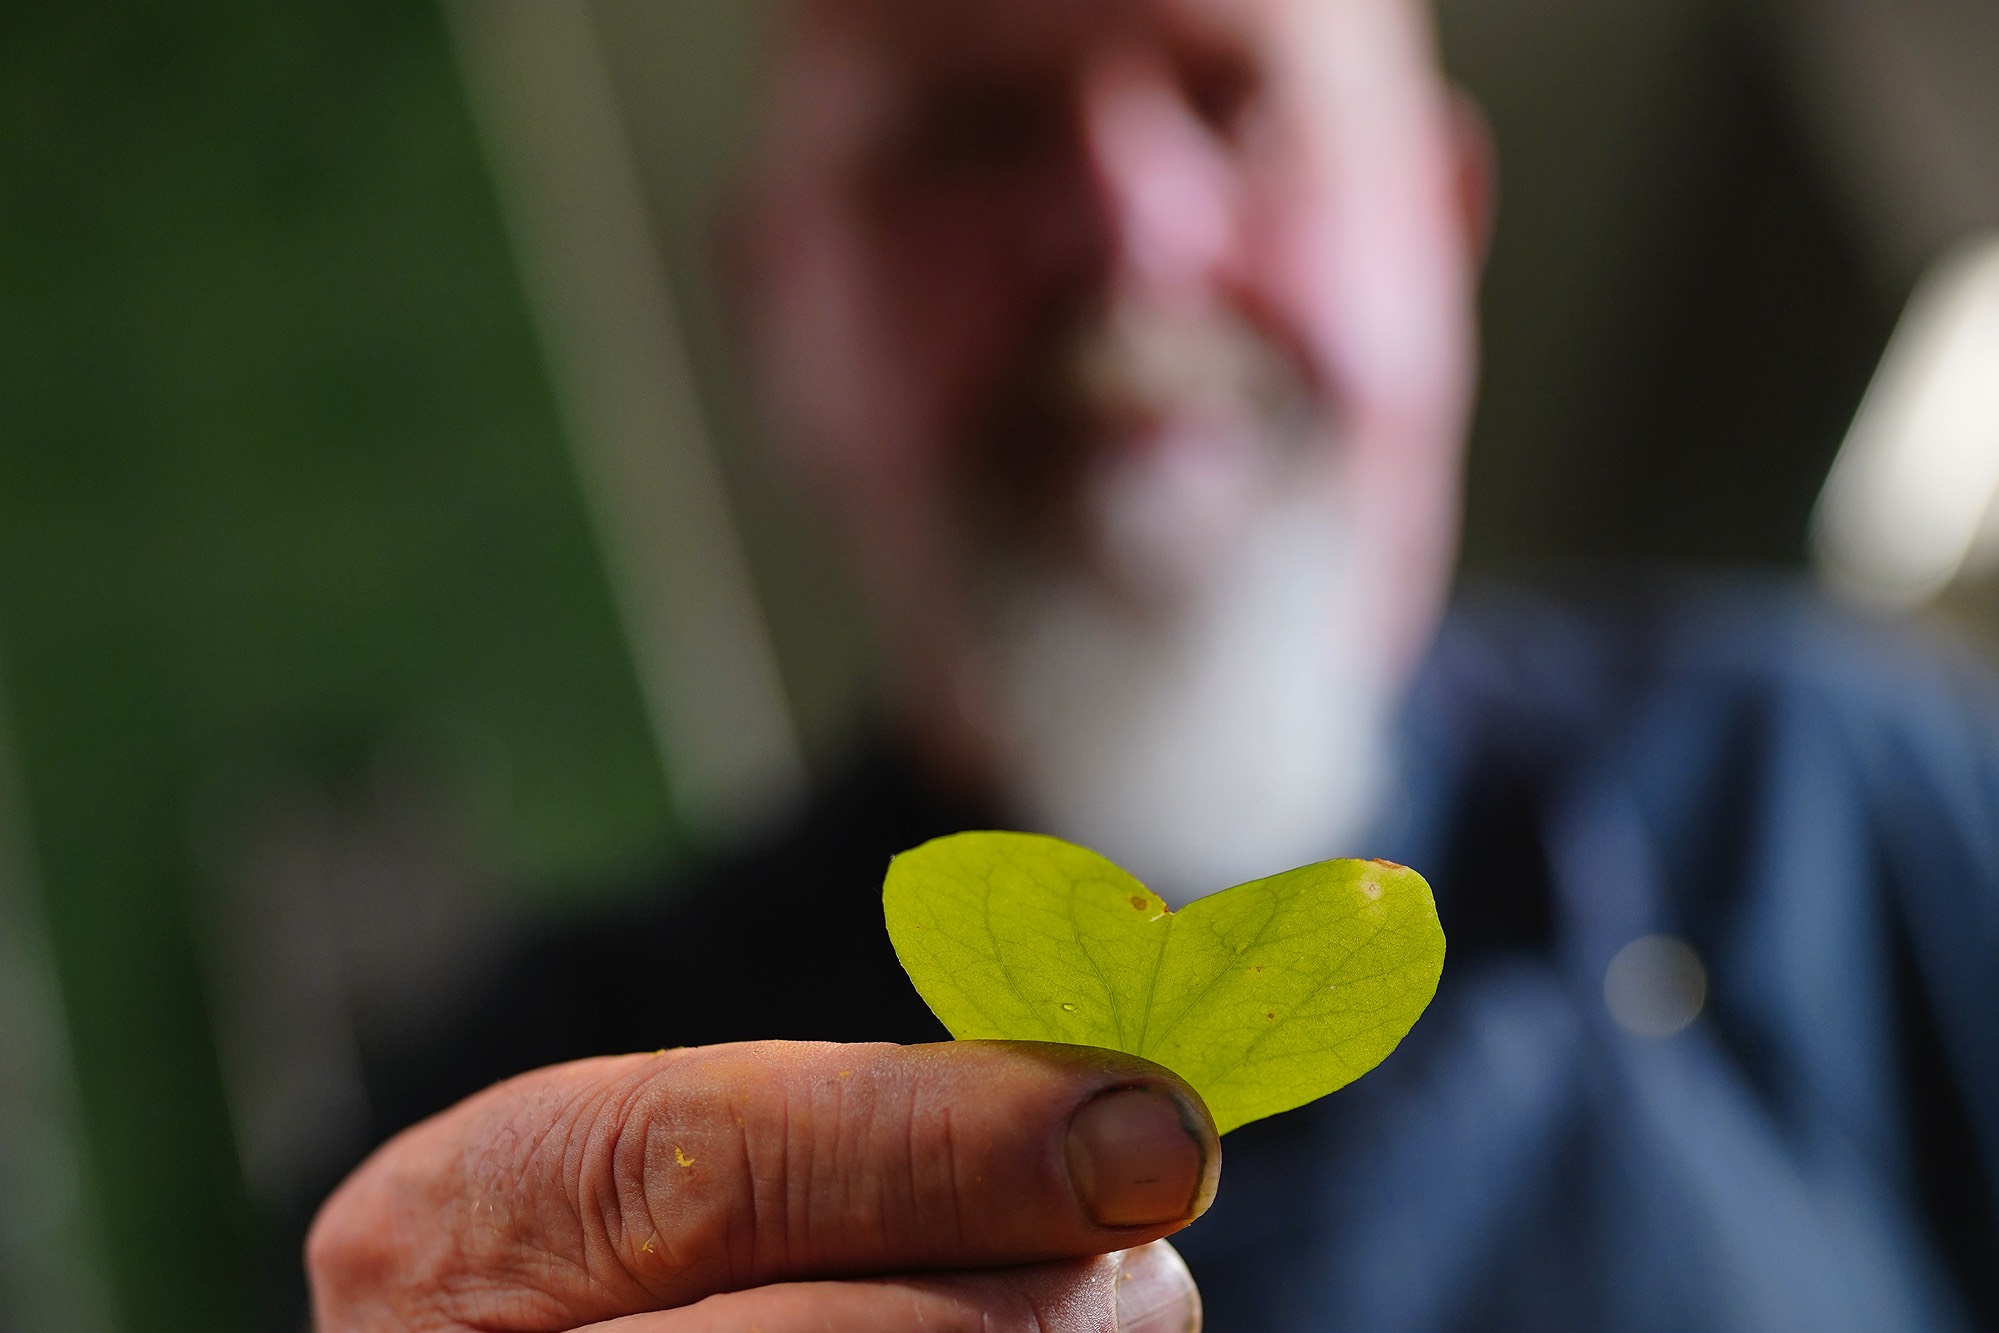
[0,659,116,1333]
[444,0,806,843]
[1813,234,1999,606]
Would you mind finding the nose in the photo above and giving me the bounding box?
[1076,57,1239,300]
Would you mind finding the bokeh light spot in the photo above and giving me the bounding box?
[1603,934,1707,1038]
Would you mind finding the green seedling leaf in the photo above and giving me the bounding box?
[884,831,1445,1134]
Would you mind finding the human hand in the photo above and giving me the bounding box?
[307,1040,1217,1331]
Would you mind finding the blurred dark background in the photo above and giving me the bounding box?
[0,1,1993,1329]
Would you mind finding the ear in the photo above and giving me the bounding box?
[1446,87,1497,266]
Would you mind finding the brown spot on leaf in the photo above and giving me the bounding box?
[1369,858,1407,871]
[1130,895,1148,911]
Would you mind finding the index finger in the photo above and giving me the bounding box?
[307,1040,1219,1332]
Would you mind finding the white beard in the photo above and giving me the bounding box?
[982,472,1393,907]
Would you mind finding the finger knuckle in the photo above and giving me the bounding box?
[303,1187,377,1315]
[635,1044,961,1285]
[562,1052,778,1301]
[304,1153,459,1333]
[507,1067,667,1302]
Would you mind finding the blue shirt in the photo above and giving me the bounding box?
[361,578,1998,1330]
[1181,579,1998,1330]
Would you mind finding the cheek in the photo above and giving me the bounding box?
[1265,207,1459,422]
[1240,105,1475,436]
[753,207,980,490]
[1239,165,1472,649]
[756,195,1061,582]
[868,191,1057,432]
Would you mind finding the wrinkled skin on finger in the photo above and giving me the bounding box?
[307,1041,1216,1332]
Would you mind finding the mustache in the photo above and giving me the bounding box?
[1065,300,1315,427]
[963,300,1320,553]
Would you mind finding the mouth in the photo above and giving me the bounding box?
[966,298,1325,603]
[1069,298,1313,431]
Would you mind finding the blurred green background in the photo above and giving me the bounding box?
[0,4,673,1328]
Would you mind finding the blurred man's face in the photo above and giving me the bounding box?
[739,0,1483,895]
